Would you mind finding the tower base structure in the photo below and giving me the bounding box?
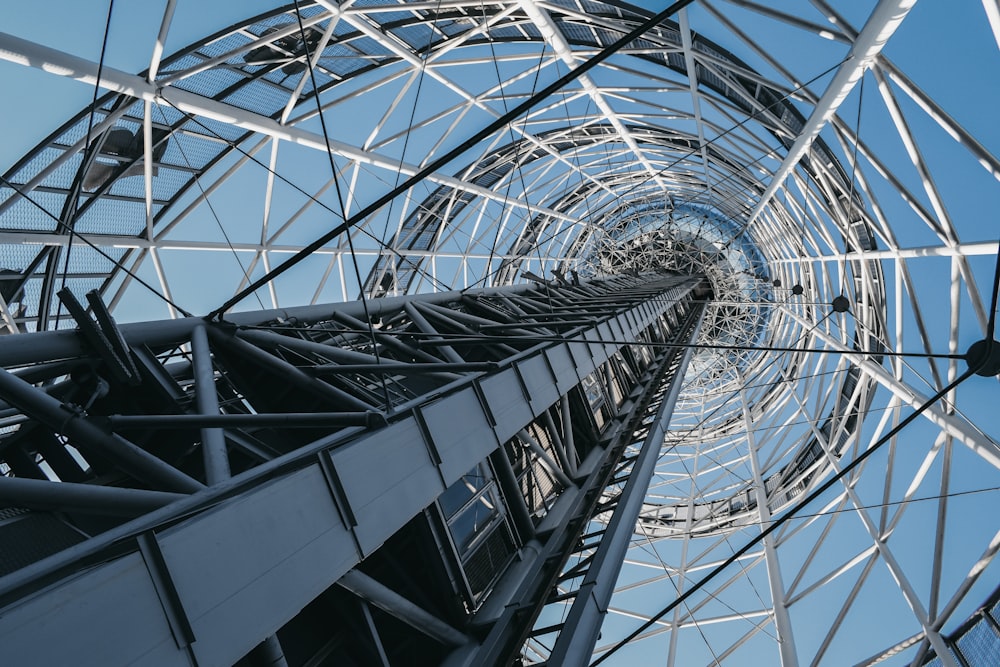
[0,273,708,666]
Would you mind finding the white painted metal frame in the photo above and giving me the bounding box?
[1,1,999,665]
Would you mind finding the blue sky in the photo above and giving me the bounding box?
[2,2,1000,665]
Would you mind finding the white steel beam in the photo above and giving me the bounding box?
[771,241,1000,263]
[782,375,958,666]
[779,304,1000,470]
[739,379,799,667]
[678,9,716,199]
[518,0,670,192]
[0,32,575,226]
[747,0,917,225]
[983,0,1000,52]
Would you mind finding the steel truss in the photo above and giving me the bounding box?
[0,1,1000,665]
[0,273,708,666]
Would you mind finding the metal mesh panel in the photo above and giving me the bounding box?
[105,163,192,201]
[159,132,218,171]
[222,81,297,117]
[19,278,44,318]
[0,191,63,231]
[0,513,85,577]
[144,102,188,127]
[464,524,515,599]
[34,153,84,192]
[195,31,253,62]
[75,198,156,235]
[391,23,437,50]
[182,116,247,144]
[7,147,71,185]
[0,243,45,271]
[319,43,378,76]
[61,244,126,274]
[6,148,79,192]
[172,65,247,98]
[52,111,110,148]
[956,620,1000,665]
[43,278,106,314]
[157,53,207,78]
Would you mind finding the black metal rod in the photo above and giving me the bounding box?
[192,323,231,485]
[206,325,377,413]
[0,367,203,494]
[107,412,385,429]
[590,365,980,665]
[312,362,498,374]
[0,476,183,517]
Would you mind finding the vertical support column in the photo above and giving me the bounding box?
[192,323,230,485]
[196,324,286,665]
[560,395,580,474]
[739,378,799,667]
[546,302,705,665]
[666,418,708,667]
[489,448,537,542]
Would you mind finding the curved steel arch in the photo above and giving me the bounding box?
[0,1,999,665]
[1,0,843,329]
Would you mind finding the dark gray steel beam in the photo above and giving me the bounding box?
[404,302,465,365]
[489,448,537,542]
[0,476,184,517]
[312,362,497,374]
[0,282,541,369]
[416,302,520,356]
[326,310,453,365]
[205,325,377,413]
[425,301,536,339]
[546,306,705,664]
[337,569,470,648]
[517,428,573,488]
[442,298,706,667]
[191,323,230,485]
[0,275,703,667]
[0,367,203,493]
[106,412,383,429]
[358,600,391,667]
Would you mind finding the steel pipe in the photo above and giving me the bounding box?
[192,323,230,485]
[338,569,470,648]
[0,476,184,517]
[0,367,203,493]
[107,412,385,429]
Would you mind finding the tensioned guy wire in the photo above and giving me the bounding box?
[53,0,116,329]
[291,0,392,411]
[209,0,700,317]
[0,174,193,317]
[591,229,1000,666]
